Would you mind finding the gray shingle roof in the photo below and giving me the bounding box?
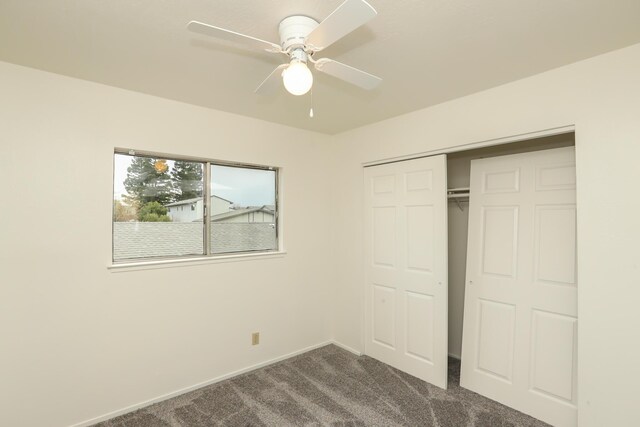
[165,194,233,207]
[210,206,274,222]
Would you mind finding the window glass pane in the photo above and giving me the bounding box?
[210,165,277,254]
[113,153,204,261]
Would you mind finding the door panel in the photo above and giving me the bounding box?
[364,155,448,388]
[476,299,516,382]
[530,310,577,402]
[461,147,577,427]
[481,206,518,277]
[535,205,577,285]
[406,205,434,271]
[405,291,435,362]
[373,207,396,267]
[372,284,396,348]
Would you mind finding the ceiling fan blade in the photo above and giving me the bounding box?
[255,64,288,94]
[187,21,282,53]
[314,58,381,90]
[305,0,377,52]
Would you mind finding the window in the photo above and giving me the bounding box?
[112,150,278,263]
[210,164,277,254]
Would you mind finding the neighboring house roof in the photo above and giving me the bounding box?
[165,194,233,207]
[210,206,275,222]
[212,194,234,204]
[165,197,200,207]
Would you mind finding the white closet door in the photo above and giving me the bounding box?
[460,147,577,426]
[364,155,448,388]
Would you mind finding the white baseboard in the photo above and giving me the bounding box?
[448,352,461,360]
[70,340,338,427]
[331,340,363,356]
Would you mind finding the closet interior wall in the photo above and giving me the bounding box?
[446,133,576,359]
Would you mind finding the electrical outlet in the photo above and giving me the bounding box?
[252,332,260,346]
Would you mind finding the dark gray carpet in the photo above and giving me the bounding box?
[94,344,548,426]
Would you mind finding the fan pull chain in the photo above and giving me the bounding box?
[309,89,314,118]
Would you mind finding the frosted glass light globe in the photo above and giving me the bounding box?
[282,61,313,96]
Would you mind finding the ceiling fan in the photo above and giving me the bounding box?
[187,0,382,96]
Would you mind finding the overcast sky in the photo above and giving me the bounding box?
[212,164,275,206]
[114,154,275,206]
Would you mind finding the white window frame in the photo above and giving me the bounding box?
[111,148,281,267]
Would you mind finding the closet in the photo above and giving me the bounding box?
[364,133,576,427]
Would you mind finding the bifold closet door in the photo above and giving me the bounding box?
[364,155,448,389]
[460,147,577,426]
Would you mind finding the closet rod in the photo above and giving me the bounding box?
[447,187,470,199]
[447,187,469,212]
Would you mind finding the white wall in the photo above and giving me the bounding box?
[0,62,334,427]
[330,43,640,426]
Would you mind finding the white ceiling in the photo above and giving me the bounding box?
[1,0,639,134]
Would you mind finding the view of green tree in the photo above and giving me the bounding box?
[138,201,170,222]
[123,157,173,207]
[120,156,207,222]
[171,161,203,201]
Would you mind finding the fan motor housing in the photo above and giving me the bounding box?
[278,15,319,51]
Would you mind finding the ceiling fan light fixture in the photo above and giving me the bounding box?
[282,60,313,96]
[188,0,382,97]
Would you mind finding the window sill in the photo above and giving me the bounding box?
[108,251,287,272]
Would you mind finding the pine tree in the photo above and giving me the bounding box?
[171,161,203,201]
[123,157,173,206]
